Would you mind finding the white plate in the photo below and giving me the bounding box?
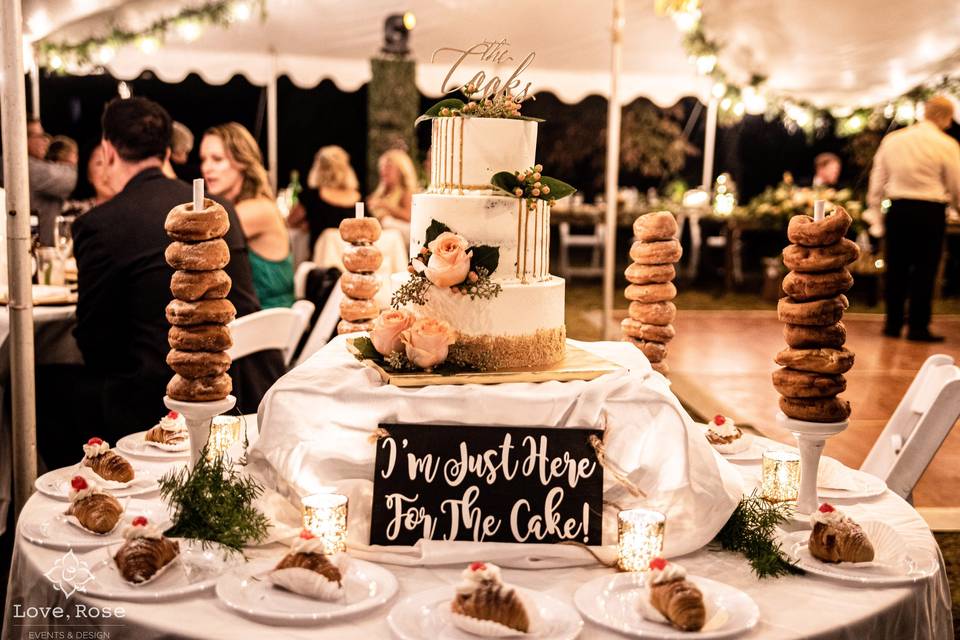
[784,521,940,586]
[20,498,168,551]
[117,431,190,460]
[388,585,583,640]
[575,573,758,639]
[35,465,158,501]
[216,556,398,626]
[816,467,887,499]
[74,539,241,602]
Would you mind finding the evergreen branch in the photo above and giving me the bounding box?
[713,491,804,579]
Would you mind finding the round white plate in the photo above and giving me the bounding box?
[117,431,190,460]
[388,585,583,640]
[216,556,398,626]
[718,439,765,462]
[574,572,759,639]
[74,539,241,602]
[35,465,158,501]
[20,498,168,551]
[784,521,939,586]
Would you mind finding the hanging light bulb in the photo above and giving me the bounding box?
[883,103,895,119]
[230,1,253,22]
[97,44,116,64]
[178,20,203,42]
[137,36,160,54]
[720,97,732,111]
[846,114,865,133]
[895,101,915,124]
[711,82,726,99]
[671,8,701,33]
[117,81,132,99]
[733,101,745,116]
[403,11,417,30]
[49,54,64,70]
[695,54,717,75]
[742,86,767,115]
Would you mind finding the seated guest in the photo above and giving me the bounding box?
[63,143,116,216]
[368,148,417,244]
[39,97,285,469]
[45,135,79,166]
[812,152,842,188]
[201,123,294,308]
[165,120,201,182]
[296,145,361,249]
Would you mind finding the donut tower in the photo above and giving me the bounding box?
[622,211,682,376]
[774,202,859,423]
[164,181,237,402]
[337,204,383,334]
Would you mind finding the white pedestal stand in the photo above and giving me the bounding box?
[776,411,848,521]
[163,395,236,468]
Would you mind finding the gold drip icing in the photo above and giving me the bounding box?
[448,118,454,190]
[515,198,523,279]
[431,122,437,188]
[458,118,465,195]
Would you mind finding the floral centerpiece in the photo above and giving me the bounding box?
[732,173,866,234]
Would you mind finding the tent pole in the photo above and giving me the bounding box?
[267,53,279,192]
[602,0,624,340]
[1,0,39,518]
[702,96,718,190]
[29,59,40,119]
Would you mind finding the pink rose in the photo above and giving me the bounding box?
[401,317,457,369]
[370,309,415,356]
[424,232,472,288]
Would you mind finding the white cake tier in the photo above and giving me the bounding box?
[411,193,551,283]
[429,117,537,194]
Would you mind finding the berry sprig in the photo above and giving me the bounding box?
[511,165,553,200]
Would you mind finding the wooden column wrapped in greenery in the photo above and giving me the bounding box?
[367,56,419,192]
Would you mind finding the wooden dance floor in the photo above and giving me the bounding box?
[663,311,960,512]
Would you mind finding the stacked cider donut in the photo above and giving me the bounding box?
[164,199,236,402]
[774,206,860,422]
[622,211,682,376]
[337,216,383,334]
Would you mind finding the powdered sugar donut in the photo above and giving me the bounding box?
[340,273,380,299]
[625,263,675,285]
[633,211,678,241]
[342,245,383,273]
[628,301,676,325]
[339,218,382,244]
[629,239,682,265]
[165,239,230,271]
[625,282,677,303]
[339,298,379,322]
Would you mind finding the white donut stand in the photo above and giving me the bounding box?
[776,411,848,522]
[164,395,237,468]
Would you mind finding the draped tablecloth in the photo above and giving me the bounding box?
[247,336,744,563]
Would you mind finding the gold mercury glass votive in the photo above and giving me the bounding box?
[302,493,349,554]
[206,415,242,460]
[761,449,801,503]
[617,509,666,572]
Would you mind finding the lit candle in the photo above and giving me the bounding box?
[617,509,665,572]
[761,449,801,503]
[302,493,349,554]
[206,415,241,460]
[193,178,204,212]
[355,202,364,219]
[813,199,825,221]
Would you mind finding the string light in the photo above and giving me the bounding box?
[720,97,732,111]
[742,86,767,115]
[49,55,63,70]
[177,20,203,42]
[695,54,717,75]
[671,8,701,33]
[895,101,915,123]
[733,101,745,116]
[137,36,160,54]
[27,10,52,38]
[117,81,132,99]
[229,1,253,22]
[711,82,726,99]
[403,11,417,30]
[96,44,116,64]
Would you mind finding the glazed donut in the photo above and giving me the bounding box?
[342,244,383,273]
[783,322,846,349]
[166,349,232,378]
[339,297,379,322]
[164,199,230,241]
[772,368,847,398]
[782,239,860,273]
[628,301,677,325]
[337,319,374,335]
[774,347,855,374]
[621,318,675,342]
[787,207,852,247]
[165,239,230,271]
[651,361,670,376]
[629,240,683,265]
[627,338,667,363]
[779,396,851,423]
[168,324,233,352]
[625,263,675,285]
[777,295,848,326]
[339,217,382,244]
[166,298,237,327]
[782,269,853,302]
[166,373,232,403]
[340,273,380,299]
[633,211,678,242]
[170,270,232,301]
[625,282,677,303]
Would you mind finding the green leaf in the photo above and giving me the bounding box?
[415,99,466,126]
[424,219,452,246]
[518,115,546,123]
[469,245,500,275]
[351,336,380,361]
[490,171,520,196]
[540,176,576,200]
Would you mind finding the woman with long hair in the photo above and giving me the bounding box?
[368,148,418,243]
[295,145,361,248]
[201,122,294,309]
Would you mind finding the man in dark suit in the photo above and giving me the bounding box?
[37,97,284,468]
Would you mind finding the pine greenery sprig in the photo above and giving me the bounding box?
[713,492,804,579]
[159,447,270,553]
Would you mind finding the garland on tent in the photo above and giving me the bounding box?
[655,0,960,137]
[35,0,266,73]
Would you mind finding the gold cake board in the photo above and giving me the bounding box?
[360,340,622,387]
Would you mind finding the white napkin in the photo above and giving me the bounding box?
[817,456,863,491]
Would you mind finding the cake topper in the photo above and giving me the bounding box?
[432,37,534,102]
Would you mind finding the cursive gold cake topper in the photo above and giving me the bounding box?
[431,37,535,102]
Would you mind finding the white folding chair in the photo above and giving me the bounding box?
[557,222,605,278]
[227,300,315,367]
[860,354,960,502]
[294,260,316,300]
[295,277,345,366]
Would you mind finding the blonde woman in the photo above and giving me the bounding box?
[368,148,418,243]
[201,122,294,308]
[293,145,361,248]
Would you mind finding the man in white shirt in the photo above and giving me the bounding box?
[867,96,960,342]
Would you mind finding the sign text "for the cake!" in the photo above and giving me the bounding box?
[432,38,535,102]
[369,424,604,546]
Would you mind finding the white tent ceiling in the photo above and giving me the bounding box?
[15,0,960,107]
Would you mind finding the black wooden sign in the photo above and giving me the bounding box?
[369,423,604,546]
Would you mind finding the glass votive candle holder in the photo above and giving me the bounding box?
[302,493,348,554]
[206,415,242,460]
[761,449,801,503]
[617,509,665,572]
